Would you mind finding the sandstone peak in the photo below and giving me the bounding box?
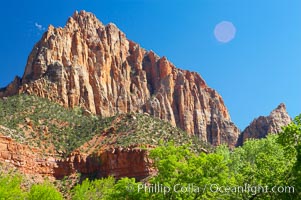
[237,103,291,146]
[71,10,101,24]
[64,10,104,35]
[277,102,286,109]
[0,11,240,147]
[272,102,286,113]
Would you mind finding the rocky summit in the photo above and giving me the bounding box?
[0,10,239,147]
[237,103,292,146]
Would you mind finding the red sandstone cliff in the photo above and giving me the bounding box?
[237,103,292,146]
[0,131,152,180]
[0,10,239,147]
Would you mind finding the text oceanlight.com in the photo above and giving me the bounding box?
[131,183,295,195]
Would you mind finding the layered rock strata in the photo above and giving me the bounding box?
[0,133,152,180]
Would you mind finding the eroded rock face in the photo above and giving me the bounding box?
[237,103,292,146]
[0,76,21,97]
[0,10,239,147]
[53,148,152,180]
[97,148,153,180]
[0,133,56,176]
[0,132,152,180]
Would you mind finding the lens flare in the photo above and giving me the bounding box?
[214,21,236,43]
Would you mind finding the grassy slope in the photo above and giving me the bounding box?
[0,95,211,157]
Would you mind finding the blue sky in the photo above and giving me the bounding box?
[0,1,300,129]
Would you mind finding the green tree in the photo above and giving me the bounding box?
[230,135,295,199]
[108,177,147,200]
[277,114,301,199]
[0,174,26,199]
[27,182,63,200]
[148,142,234,200]
[72,177,115,200]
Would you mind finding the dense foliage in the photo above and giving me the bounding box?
[0,174,62,200]
[0,174,26,199]
[277,114,301,199]
[72,176,115,200]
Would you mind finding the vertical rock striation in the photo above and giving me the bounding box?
[0,11,239,147]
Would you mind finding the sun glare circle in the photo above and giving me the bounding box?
[214,21,236,43]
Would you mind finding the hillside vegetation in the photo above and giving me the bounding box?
[1,115,300,200]
[0,95,210,157]
[0,94,300,199]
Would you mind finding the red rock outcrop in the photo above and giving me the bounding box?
[0,134,55,176]
[237,103,292,146]
[97,147,153,180]
[54,148,153,180]
[0,10,239,147]
[0,132,152,180]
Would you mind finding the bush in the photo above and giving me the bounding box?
[72,177,115,200]
[0,174,26,199]
[28,182,63,200]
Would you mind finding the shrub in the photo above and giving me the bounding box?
[0,174,26,199]
[72,177,115,200]
[27,182,63,200]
